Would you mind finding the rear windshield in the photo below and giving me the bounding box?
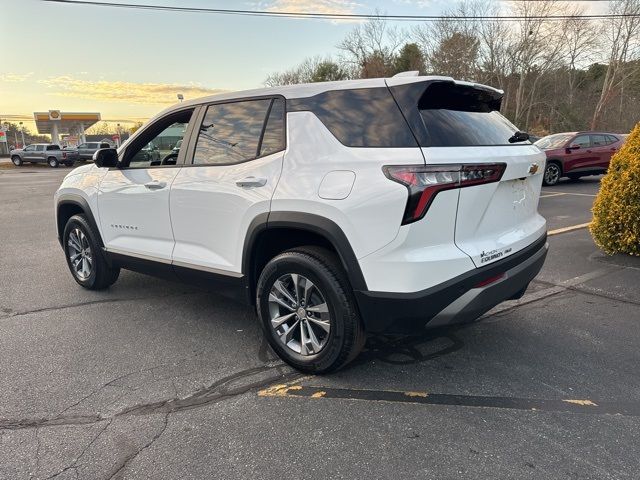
[417,83,526,147]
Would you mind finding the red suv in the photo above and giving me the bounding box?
[535,132,624,186]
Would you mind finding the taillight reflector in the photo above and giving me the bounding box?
[383,163,506,224]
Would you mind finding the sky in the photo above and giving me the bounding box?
[0,0,607,131]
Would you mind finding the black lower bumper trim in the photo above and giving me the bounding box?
[354,234,548,333]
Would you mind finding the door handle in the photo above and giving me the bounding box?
[144,180,167,190]
[236,176,267,188]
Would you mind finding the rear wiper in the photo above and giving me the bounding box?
[508,131,530,143]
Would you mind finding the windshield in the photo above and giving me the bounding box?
[535,133,573,150]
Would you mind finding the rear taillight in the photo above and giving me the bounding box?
[62,152,67,159]
[383,163,506,225]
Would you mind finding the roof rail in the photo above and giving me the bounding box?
[392,71,420,78]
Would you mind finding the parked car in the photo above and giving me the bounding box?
[54,75,548,373]
[11,143,79,168]
[534,132,624,186]
[76,142,113,161]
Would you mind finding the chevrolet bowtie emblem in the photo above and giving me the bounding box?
[528,163,539,175]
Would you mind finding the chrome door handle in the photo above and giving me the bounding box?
[236,176,267,188]
[144,180,167,190]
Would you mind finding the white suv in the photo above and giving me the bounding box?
[55,75,548,373]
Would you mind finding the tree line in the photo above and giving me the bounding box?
[265,0,640,136]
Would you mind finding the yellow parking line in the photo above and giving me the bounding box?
[540,193,566,198]
[544,191,597,197]
[548,222,591,236]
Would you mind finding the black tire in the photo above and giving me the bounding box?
[63,214,120,290]
[48,157,59,168]
[567,174,582,181]
[11,155,22,166]
[256,246,366,374]
[542,161,561,186]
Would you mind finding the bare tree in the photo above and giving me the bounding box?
[591,0,640,129]
[337,15,404,78]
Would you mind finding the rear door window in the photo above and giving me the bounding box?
[591,134,608,146]
[193,98,276,165]
[36,145,46,152]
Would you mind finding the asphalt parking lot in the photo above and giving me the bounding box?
[1,165,639,479]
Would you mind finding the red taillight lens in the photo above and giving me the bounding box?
[383,163,506,225]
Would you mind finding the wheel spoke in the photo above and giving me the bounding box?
[299,321,308,355]
[303,278,315,306]
[68,233,81,251]
[269,293,295,312]
[305,320,323,352]
[273,279,297,306]
[279,319,300,345]
[307,317,331,333]
[306,303,328,314]
[82,258,89,277]
[271,312,296,329]
[289,274,301,303]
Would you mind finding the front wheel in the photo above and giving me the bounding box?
[11,156,23,166]
[48,157,59,168]
[63,214,120,290]
[543,162,561,186]
[256,247,365,373]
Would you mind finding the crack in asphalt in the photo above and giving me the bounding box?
[0,290,200,321]
[106,413,169,480]
[45,418,114,480]
[0,363,297,432]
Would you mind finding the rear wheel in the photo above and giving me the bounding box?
[256,246,365,373]
[63,214,120,290]
[543,162,561,186]
[11,156,22,166]
[48,157,59,168]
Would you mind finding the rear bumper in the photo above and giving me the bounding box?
[354,234,548,332]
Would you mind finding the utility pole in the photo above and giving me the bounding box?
[19,122,25,147]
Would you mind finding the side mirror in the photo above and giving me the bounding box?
[568,144,581,151]
[93,148,119,168]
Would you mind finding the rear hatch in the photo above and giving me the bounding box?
[388,78,547,267]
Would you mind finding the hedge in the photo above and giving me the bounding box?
[590,123,640,256]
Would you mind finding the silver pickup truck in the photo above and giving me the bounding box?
[10,144,79,168]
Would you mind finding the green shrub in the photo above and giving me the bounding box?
[590,123,640,255]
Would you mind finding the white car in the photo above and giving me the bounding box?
[54,74,548,373]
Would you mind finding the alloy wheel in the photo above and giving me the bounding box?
[544,164,560,185]
[268,273,331,356]
[67,227,93,280]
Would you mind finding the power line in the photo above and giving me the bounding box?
[40,0,640,22]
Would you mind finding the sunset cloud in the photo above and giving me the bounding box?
[263,0,360,15]
[38,76,227,105]
[0,72,34,82]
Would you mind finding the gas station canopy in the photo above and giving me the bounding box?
[34,110,101,144]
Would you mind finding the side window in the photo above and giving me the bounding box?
[259,98,285,157]
[572,135,591,148]
[100,143,111,149]
[46,145,60,151]
[24,145,34,151]
[193,99,273,165]
[77,143,86,149]
[606,135,618,145]
[36,145,46,152]
[124,109,194,168]
[591,134,607,146]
